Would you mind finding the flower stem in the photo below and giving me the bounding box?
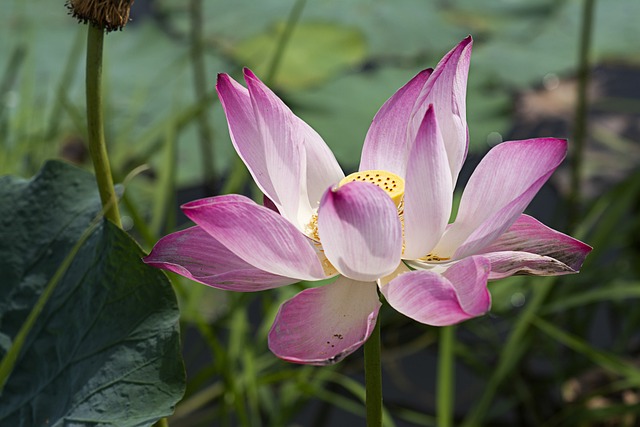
[568,0,595,231]
[85,24,121,228]
[153,417,169,427]
[437,325,455,427]
[364,316,382,426]
[264,0,307,84]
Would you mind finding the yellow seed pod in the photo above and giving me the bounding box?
[339,170,405,207]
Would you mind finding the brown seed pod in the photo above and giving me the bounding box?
[66,0,135,32]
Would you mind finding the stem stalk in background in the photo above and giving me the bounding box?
[568,0,596,232]
[462,279,554,426]
[85,24,121,228]
[189,0,217,193]
[264,0,307,83]
[364,316,383,426]
[437,325,455,427]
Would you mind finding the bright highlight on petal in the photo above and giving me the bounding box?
[318,181,402,282]
[403,105,453,259]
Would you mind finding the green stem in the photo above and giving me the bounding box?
[189,0,217,193]
[264,0,307,84]
[364,316,383,426]
[153,417,169,427]
[437,325,455,427]
[47,27,84,140]
[568,0,595,232]
[86,24,121,227]
[462,279,553,426]
[0,45,26,136]
[150,123,178,236]
[0,217,101,393]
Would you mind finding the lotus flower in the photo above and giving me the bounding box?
[144,37,591,365]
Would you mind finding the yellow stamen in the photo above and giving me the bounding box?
[306,212,320,241]
[419,253,451,262]
[338,170,405,208]
[308,170,450,265]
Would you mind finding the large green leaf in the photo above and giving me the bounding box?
[231,21,367,89]
[0,161,185,427]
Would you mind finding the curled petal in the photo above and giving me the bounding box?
[381,256,491,326]
[317,182,402,282]
[442,256,492,316]
[359,69,433,178]
[481,214,592,273]
[403,105,453,259]
[182,195,326,281]
[268,277,381,365]
[434,138,568,259]
[143,226,296,291]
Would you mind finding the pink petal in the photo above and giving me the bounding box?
[216,74,277,199]
[243,69,311,225]
[442,256,492,316]
[480,214,592,277]
[268,276,381,365]
[143,226,297,291]
[403,105,453,259]
[298,119,345,207]
[381,256,491,326]
[412,36,473,184]
[182,195,326,281]
[434,138,568,259]
[317,181,402,282]
[216,71,311,228]
[359,68,433,178]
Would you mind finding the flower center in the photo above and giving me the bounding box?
[339,170,450,263]
[338,170,405,207]
[419,253,450,262]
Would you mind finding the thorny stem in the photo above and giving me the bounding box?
[85,24,121,227]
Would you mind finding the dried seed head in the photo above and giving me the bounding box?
[66,0,135,32]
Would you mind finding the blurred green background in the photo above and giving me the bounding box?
[3,0,639,184]
[2,0,640,426]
